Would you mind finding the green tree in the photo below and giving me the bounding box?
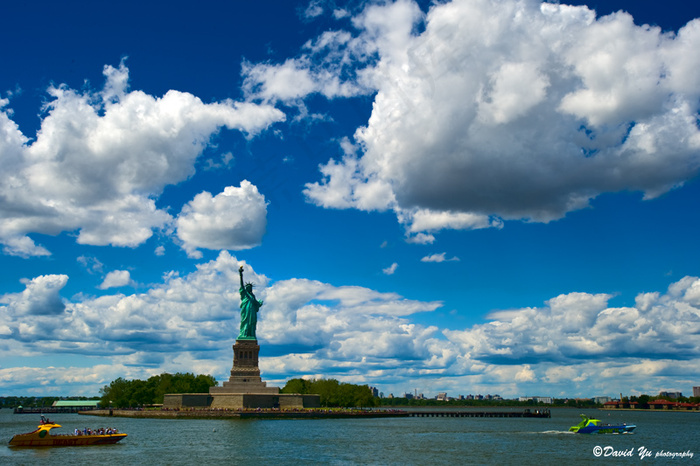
[129,379,155,406]
[150,373,175,402]
[281,378,310,394]
[100,377,132,408]
[100,372,217,408]
[281,378,378,408]
[193,374,217,393]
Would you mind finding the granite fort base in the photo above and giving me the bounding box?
[164,339,320,409]
[162,393,320,409]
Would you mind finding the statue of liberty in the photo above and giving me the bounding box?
[238,266,262,340]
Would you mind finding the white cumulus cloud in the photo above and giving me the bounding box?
[0,61,284,257]
[421,253,459,263]
[383,262,399,275]
[260,0,700,237]
[0,274,68,316]
[444,277,700,364]
[98,270,136,290]
[176,181,268,258]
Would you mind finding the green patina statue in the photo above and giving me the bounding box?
[238,266,262,340]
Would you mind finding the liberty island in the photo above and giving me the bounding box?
[161,266,321,411]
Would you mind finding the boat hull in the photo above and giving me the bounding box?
[576,425,636,434]
[8,421,127,447]
[9,432,127,447]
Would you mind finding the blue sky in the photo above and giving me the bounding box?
[1,0,699,399]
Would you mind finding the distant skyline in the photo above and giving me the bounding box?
[1,0,700,398]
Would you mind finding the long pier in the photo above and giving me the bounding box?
[14,407,98,414]
[406,409,550,418]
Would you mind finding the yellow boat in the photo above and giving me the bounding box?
[9,418,127,447]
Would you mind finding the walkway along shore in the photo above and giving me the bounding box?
[80,408,550,420]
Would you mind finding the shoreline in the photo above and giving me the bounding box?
[80,408,410,419]
[79,407,552,420]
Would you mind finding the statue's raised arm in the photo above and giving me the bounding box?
[239,265,245,290]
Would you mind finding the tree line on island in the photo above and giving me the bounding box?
[96,373,379,408]
[280,378,377,408]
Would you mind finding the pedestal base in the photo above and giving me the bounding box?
[209,383,279,395]
[163,393,320,410]
[165,338,320,410]
[209,339,280,395]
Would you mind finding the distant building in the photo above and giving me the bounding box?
[436,392,448,401]
[370,386,379,397]
[649,399,677,410]
[693,386,700,398]
[659,391,682,399]
[51,400,100,411]
[602,401,619,410]
[594,396,612,404]
[519,396,553,404]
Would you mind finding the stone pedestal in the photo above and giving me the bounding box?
[209,339,279,395]
[165,338,320,410]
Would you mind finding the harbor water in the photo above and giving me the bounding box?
[1,408,698,464]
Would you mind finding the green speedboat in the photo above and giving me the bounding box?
[569,414,636,434]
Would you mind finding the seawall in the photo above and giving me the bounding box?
[80,408,409,419]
